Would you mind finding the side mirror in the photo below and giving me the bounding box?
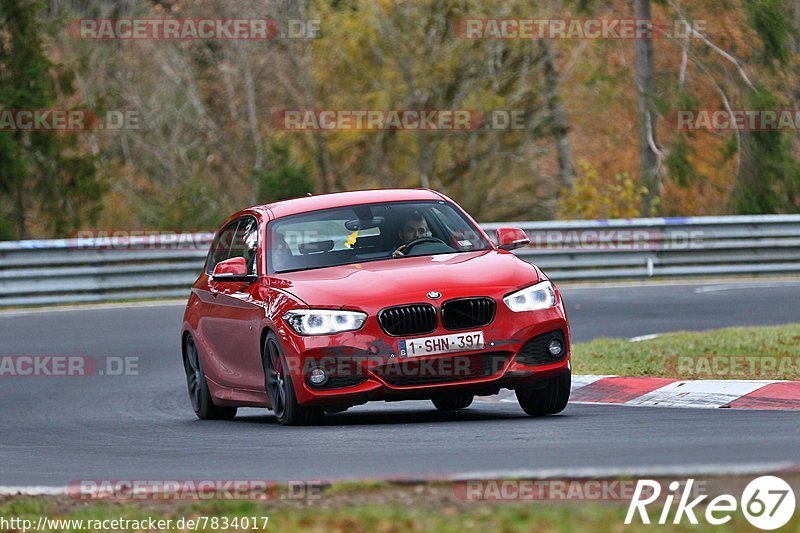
[212,257,257,283]
[496,227,530,251]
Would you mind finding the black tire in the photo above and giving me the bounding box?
[183,335,237,420]
[263,332,323,426]
[517,372,571,416]
[432,395,474,411]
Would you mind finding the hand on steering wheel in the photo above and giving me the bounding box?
[392,236,448,257]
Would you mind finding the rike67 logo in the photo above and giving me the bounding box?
[626,476,796,530]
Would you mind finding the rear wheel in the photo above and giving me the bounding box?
[183,335,237,420]
[516,372,571,416]
[263,332,323,426]
[432,394,474,411]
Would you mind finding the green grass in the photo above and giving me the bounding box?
[3,497,795,532]
[571,324,800,379]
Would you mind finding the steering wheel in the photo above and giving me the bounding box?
[398,236,450,256]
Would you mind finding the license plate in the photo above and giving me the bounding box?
[398,331,485,357]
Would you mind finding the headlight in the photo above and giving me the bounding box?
[283,310,367,336]
[503,281,557,312]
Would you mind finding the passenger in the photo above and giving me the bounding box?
[271,234,293,272]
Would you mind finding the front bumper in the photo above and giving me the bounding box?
[279,304,571,407]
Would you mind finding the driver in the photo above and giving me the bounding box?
[391,212,430,257]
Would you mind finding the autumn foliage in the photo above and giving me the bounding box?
[1,0,799,239]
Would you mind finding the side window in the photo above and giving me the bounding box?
[228,217,259,275]
[206,220,240,274]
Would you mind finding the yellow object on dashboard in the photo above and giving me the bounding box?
[345,230,359,248]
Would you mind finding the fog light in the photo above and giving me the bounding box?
[308,368,327,385]
[548,339,563,356]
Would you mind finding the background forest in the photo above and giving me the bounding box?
[1,0,799,239]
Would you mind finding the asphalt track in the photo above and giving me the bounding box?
[1,280,799,485]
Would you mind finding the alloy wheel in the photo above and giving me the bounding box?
[184,336,202,412]
[265,338,287,419]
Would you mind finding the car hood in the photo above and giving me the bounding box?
[272,250,541,309]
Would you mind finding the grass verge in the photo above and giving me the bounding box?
[3,483,796,533]
[571,323,800,379]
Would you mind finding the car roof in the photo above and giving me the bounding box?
[250,188,447,220]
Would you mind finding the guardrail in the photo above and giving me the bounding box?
[483,214,800,281]
[1,215,799,307]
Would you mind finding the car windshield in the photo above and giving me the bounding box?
[268,200,492,274]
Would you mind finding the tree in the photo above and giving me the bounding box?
[306,0,573,220]
[733,0,800,212]
[633,0,660,214]
[539,40,576,190]
[0,0,102,239]
[255,139,314,204]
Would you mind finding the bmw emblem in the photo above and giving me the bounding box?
[427,291,442,300]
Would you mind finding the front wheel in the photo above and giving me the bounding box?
[183,335,237,420]
[263,332,323,426]
[516,372,571,416]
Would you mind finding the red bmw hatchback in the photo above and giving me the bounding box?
[181,189,571,425]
